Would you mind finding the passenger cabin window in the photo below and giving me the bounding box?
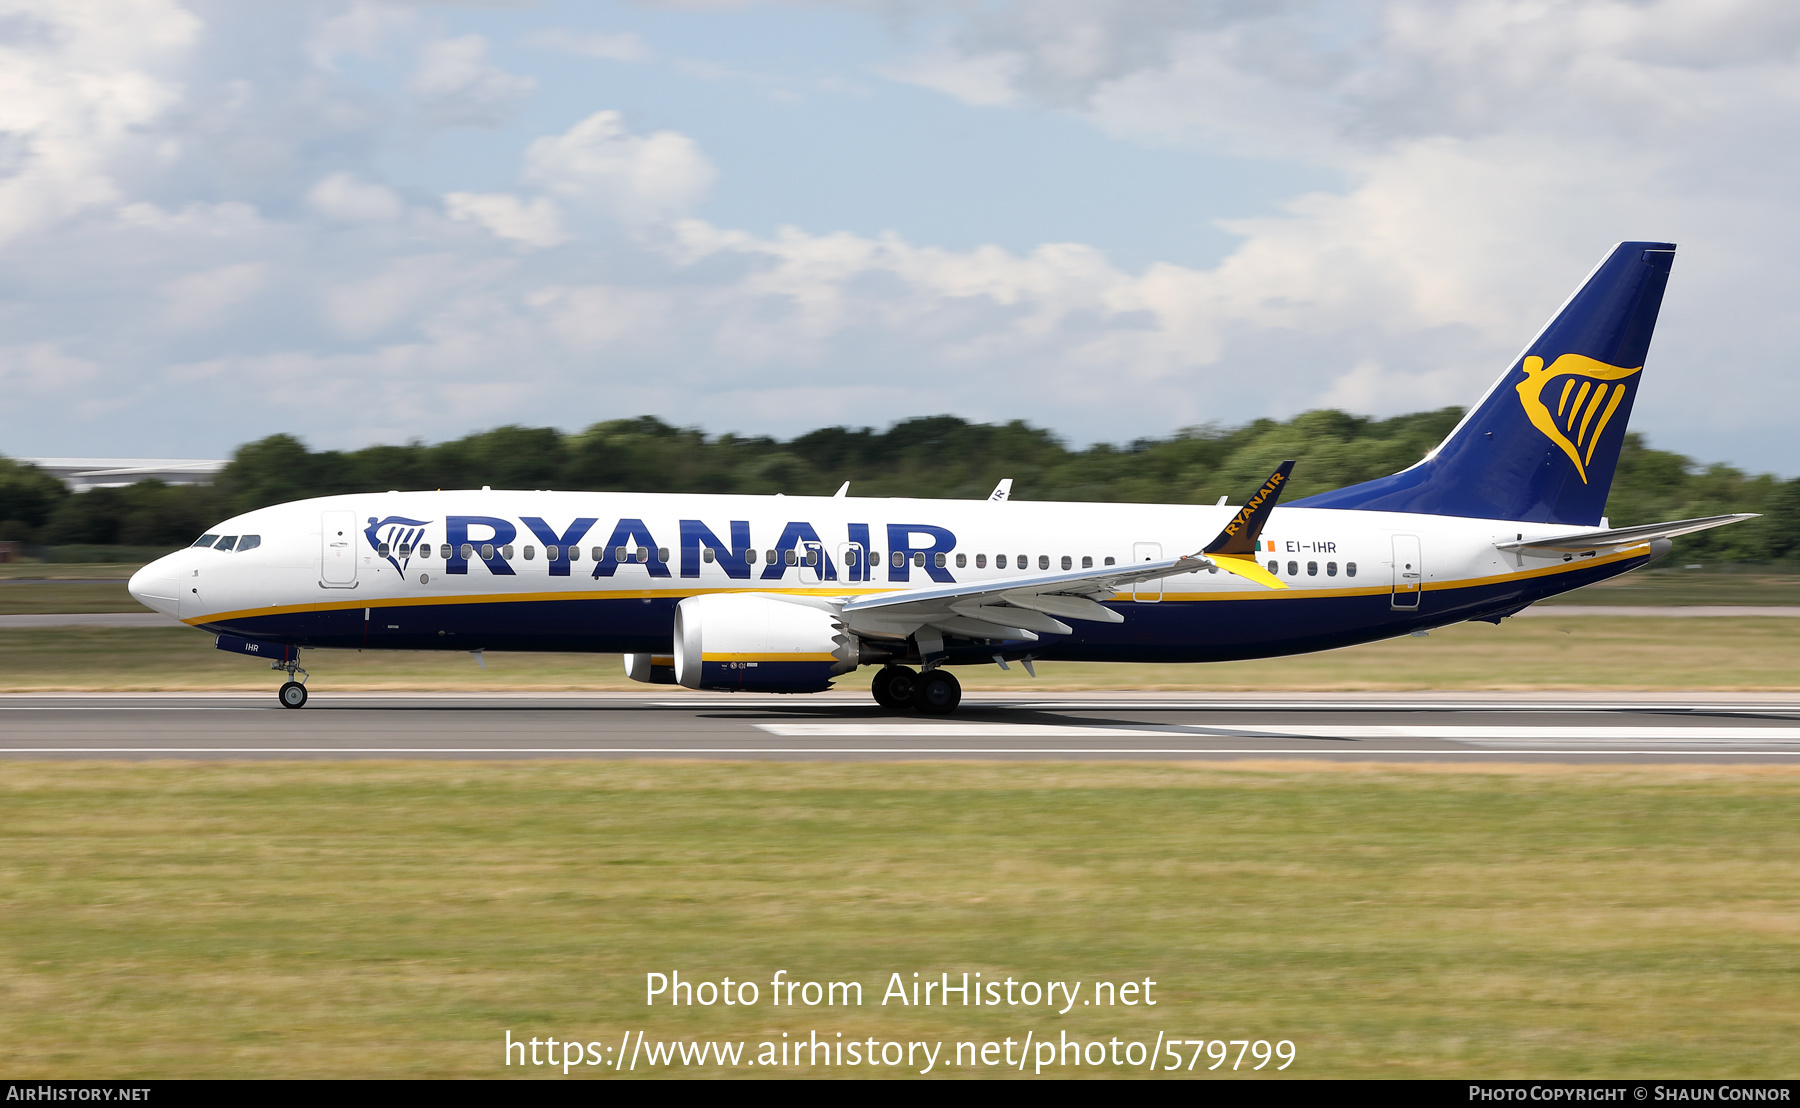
[996,555,1007,569]
[377,542,391,557]
[462,544,475,559]
[1061,555,1072,570]
[236,535,260,552]
[590,546,604,562]
[441,544,452,559]
[546,545,559,560]
[745,549,757,564]
[482,544,495,560]
[1346,562,1358,577]
[501,545,514,560]
[1267,560,1279,575]
[1038,555,1050,570]
[1307,561,1318,576]
[784,549,797,566]
[1082,556,1092,568]
[806,549,819,566]
[1326,562,1337,577]
[398,544,412,557]
[1017,554,1027,569]
[215,536,238,551]
[976,554,987,568]
[1104,556,1115,566]
[934,552,946,568]
[913,552,926,568]
[703,547,715,563]
[568,546,580,562]
[523,546,534,560]
[1287,561,1298,576]
[956,553,966,568]
[193,534,218,548]
[769,549,780,565]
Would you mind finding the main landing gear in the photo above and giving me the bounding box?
[870,665,962,715]
[274,658,310,709]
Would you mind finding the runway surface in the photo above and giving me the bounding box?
[4,691,1800,762]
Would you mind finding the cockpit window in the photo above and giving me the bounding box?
[236,535,261,553]
[193,535,219,548]
[215,536,238,552]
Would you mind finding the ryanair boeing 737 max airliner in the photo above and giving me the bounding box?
[128,241,1750,712]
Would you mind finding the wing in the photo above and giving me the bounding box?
[840,554,1214,645]
[836,462,1298,653]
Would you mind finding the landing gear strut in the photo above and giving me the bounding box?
[274,657,310,709]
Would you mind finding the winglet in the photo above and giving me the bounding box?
[989,478,1013,502]
[1204,461,1295,556]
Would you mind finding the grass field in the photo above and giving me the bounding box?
[1,614,1796,692]
[0,761,1794,1078]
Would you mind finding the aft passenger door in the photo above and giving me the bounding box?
[1131,542,1162,602]
[321,510,358,587]
[1391,534,1422,610]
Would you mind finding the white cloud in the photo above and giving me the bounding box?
[522,110,716,223]
[444,191,568,248]
[0,342,100,396]
[161,262,268,330]
[0,0,200,244]
[523,28,653,63]
[408,34,535,126]
[307,173,403,222]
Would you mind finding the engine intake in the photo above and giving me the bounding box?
[673,594,861,692]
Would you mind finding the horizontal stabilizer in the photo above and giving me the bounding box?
[1204,462,1295,556]
[1496,513,1756,554]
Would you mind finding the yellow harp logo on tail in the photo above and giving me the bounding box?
[1515,353,1641,484]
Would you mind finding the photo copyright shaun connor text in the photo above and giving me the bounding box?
[502,969,1296,1075]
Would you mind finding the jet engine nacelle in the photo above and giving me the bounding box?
[623,653,677,685]
[673,593,861,693]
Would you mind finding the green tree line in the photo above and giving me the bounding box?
[4,411,1796,562]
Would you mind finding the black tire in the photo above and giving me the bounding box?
[912,669,962,715]
[872,665,917,711]
[278,681,308,709]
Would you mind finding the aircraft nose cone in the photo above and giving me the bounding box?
[128,557,181,617]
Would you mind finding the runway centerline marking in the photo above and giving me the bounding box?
[756,722,1800,743]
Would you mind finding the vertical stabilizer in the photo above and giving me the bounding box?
[1292,241,1675,525]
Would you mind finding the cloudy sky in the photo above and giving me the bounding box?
[3,0,1799,472]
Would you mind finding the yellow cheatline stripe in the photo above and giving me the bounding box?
[702,652,837,663]
[1164,542,1651,601]
[185,542,1655,625]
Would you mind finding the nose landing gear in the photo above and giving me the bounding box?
[274,658,310,709]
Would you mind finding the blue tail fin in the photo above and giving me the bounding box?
[1291,241,1675,525]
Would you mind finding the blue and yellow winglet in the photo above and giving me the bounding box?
[1196,461,1296,590]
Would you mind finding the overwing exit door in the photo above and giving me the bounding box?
[1391,534,1422,610]
[321,510,358,587]
[1132,542,1163,602]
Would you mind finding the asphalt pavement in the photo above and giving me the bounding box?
[4,691,1800,762]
